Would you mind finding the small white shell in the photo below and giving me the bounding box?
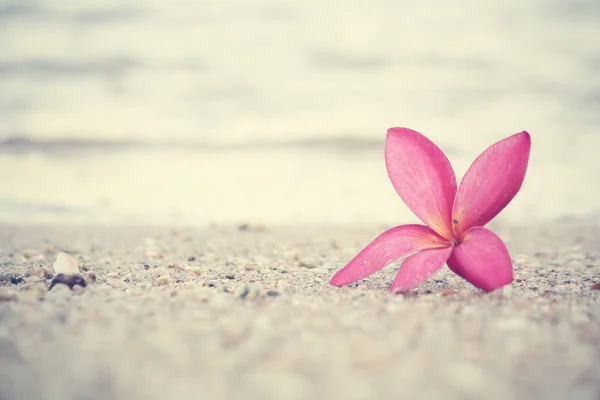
[53,252,80,275]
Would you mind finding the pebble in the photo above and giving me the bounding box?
[37,266,53,279]
[189,267,203,276]
[155,275,173,286]
[237,223,266,232]
[275,265,289,273]
[85,272,97,283]
[0,290,17,302]
[245,263,260,271]
[152,268,170,278]
[440,288,457,296]
[235,282,263,300]
[48,274,87,291]
[21,248,42,258]
[145,249,162,259]
[591,283,600,290]
[144,238,163,259]
[298,257,319,269]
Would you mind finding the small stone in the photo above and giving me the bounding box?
[0,290,17,302]
[440,288,457,296]
[155,275,173,286]
[0,273,23,284]
[152,268,170,278]
[145,249,162,259]
[237,223,266,232]
[225,274,235,280]
[244,263,259,271]
[106,272,119,279]
[266,289,280,297]
[39,267,53,279]
[170,264,184,272]
[85,272,97,283]
[189,267,203,276]
[591,283,600,290]
[21,248,42,259]
[276,266,289,273]
[53,252,80,275]
[49,274,87,291]
[9,275,24,285]
[144,238,163,259]
[235,283,263,300]
[298,258,319,269]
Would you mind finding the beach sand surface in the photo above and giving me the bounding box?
[1,223,599,400]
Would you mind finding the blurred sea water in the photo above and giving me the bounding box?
[1,0,599,226]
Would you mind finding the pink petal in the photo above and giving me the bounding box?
[330,224,448,287]
[390,246,453,293]
[452,131,531,237]
[446,227,513,291]
[385,128,457,240]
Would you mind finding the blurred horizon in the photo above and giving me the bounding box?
[1,0,599,226]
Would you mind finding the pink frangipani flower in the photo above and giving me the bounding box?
[330,128,531,293]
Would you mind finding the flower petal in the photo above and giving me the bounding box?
[330,224,448,287]
[452,131,531,236]
[446,227,513,291]
[390,246,453,293]
[385,128,457,239]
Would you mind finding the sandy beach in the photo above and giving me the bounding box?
[1,1,600,398]
[1,222,599,400]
